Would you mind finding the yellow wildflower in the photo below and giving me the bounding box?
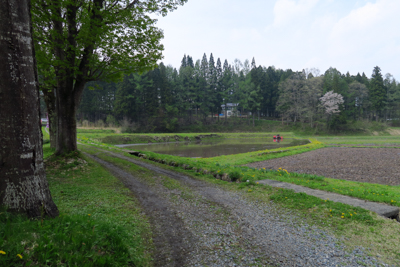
[341,216,344,218]
[0,251,5,255]
[17,254,22,259]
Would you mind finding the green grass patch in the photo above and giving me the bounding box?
[315,135,400,147]
[0,211,142,266]
[41,127,50,144]
[0,144,152,267]
[77,128,116,134]
[239,182,378,226]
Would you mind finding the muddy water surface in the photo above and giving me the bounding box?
[122,138,309,158]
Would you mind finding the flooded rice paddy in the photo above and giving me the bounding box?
[120,138,309,158]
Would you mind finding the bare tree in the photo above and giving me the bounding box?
[0,0,59,217]
[276,73,323,126]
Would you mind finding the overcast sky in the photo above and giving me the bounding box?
[154,0,400,80]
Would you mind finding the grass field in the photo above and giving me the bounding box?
[2,127,400,265]
[0,146,153,267]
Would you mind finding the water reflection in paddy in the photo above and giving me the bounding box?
[122,138,309,158]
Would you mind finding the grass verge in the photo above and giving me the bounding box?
[0,144,152,267]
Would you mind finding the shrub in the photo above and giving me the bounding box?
[95,119,105,128]
[229,169,242,182]
[106,115,118,127]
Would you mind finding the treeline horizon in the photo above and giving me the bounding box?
[68,53,400,132]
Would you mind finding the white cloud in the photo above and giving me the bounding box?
[273,0,319,27]
[155,0,400,80]
[330,0,399,39]
[326,0,400,73]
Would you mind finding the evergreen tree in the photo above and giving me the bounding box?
[383,74,399,120]
[251,57,256,69]
[180,54,187,68]
[221,59,234,120]
[348,81,368,120]
[355,73,363,83]
[345,71,353,84]
[208,53,219,116]
[369,66,386,120]
[216,58,223,82]
[114,73,137,120]
[215,58,224,118]
[200,53,209,79]
[223,59,229,72]
[187,55,194,68]
[361,72,370,87]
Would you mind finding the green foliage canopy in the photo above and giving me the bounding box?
[32,0,188,88]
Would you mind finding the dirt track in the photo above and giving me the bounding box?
[247,147,400,186]
[80,146,389,267]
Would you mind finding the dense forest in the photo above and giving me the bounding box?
[70,53,400,132]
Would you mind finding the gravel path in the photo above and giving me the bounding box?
[83,147,391,267]
[248,147,400,186]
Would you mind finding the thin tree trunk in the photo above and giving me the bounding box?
[0,0,58,217]
[42,87,57,148]
[253,113,255,127]
[224,103,228,122]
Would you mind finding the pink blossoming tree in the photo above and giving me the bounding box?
[319,91,344,127]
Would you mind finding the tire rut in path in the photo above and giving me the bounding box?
[83,152,194,267]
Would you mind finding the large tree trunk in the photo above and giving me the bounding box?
[55,83,85,155]
[0,0,59,218]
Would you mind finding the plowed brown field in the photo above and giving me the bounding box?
[247,147,400,186]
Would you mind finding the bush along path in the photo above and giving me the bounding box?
[80,145,393,267]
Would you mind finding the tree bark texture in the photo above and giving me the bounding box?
[0,0,59,217]
[42,87,57,148]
